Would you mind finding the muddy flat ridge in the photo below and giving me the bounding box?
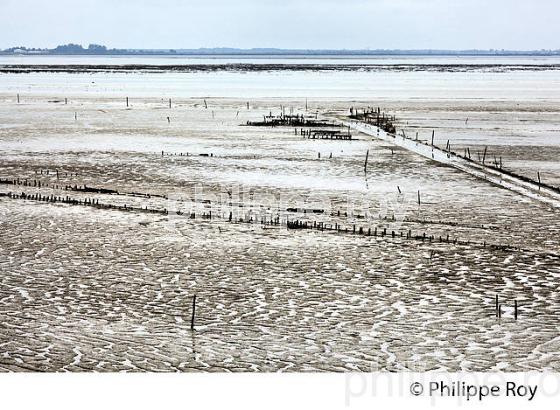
[2,63,560,74]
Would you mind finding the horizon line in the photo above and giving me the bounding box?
[2,44,560,56]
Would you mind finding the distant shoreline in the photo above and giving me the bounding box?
[2,46,560,58]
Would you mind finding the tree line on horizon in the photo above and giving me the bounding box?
[2,43,560,56]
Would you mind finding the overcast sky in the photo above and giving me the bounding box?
[0,0,558,50]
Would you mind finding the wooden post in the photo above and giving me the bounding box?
[191,295,197,330]
[431,130,434,147]
[126,97,129,107]
[364,149,369,173]
[514,300,518,320]
[482,146,487,164]
[537,172,541,190]
[169,98,172,108]
[495,294,499,317]
[17,94,20,104]
[417,190,421,205]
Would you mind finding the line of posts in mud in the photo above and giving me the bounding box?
[14,93,257,112]
[0,177,119,194]
[16,95,187,110]
[1,186,520,254]
[13,94,252,125]
[0,176,494,230]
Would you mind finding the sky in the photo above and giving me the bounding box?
[0,0,558,50]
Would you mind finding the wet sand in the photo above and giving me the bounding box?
[1,66,560,372]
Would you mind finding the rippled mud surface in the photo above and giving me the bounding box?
[1,201,560,372]
[1,90,560,372]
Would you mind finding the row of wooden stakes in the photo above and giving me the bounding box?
[0,189,519,253]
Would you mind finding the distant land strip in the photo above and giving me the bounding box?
[2,63,560,74]
[2,44,560,56]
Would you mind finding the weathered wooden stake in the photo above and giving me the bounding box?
[126,97,129,107]
[495,294,499,317]
[364,149,369,173]
[191,295,197,330]
[417,190,421,205]
[17,94,20,104]
[537,171,541,190]
[514,300,518,320]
